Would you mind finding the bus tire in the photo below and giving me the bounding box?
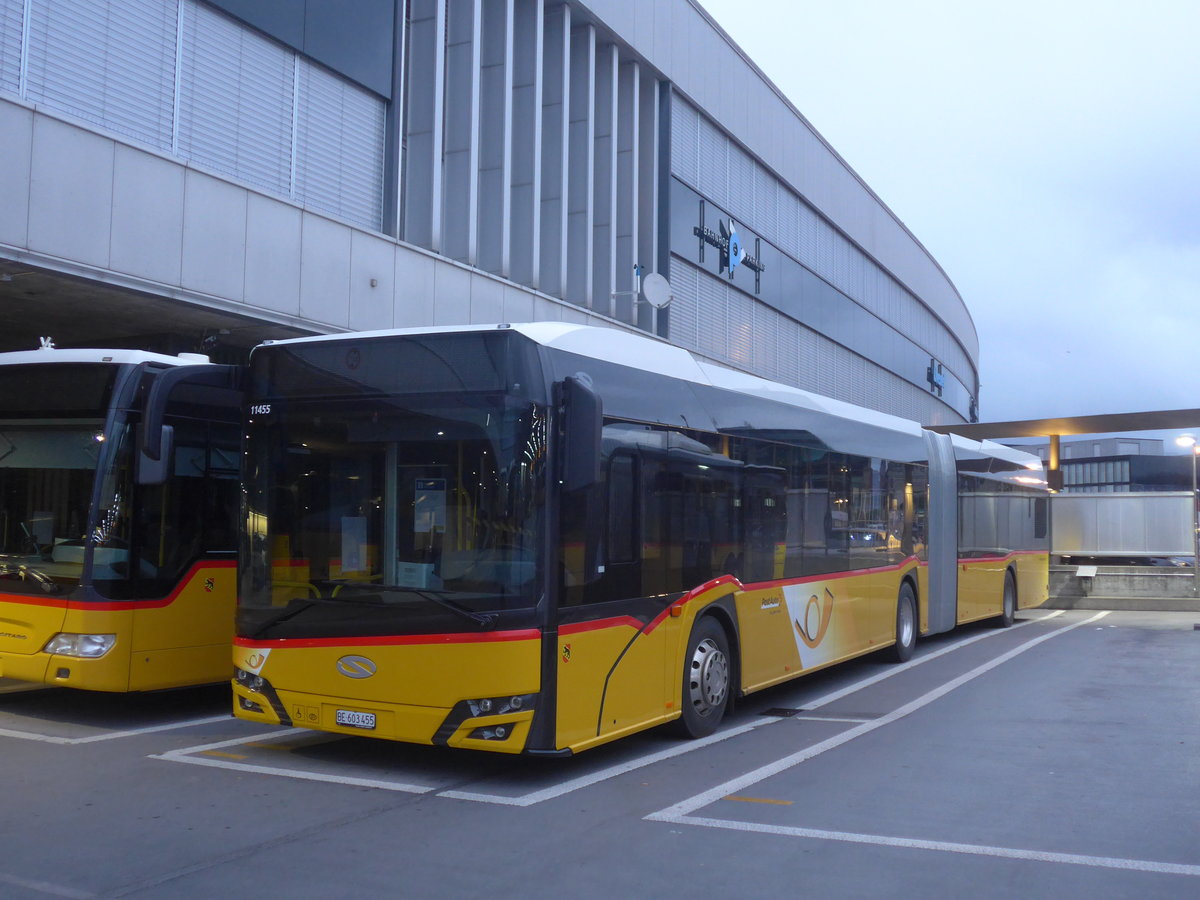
[889,581,917,663]
[676,617,731,738]
[995,571,1016,628]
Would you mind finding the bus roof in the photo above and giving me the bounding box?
[0,347,213,367]
[257,323,1040,473]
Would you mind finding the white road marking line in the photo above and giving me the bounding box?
[146,609,1078,806]
[0,714,230,745]
[150,752,436,794]
[150,727,435,794]
[664,816,1200,878]
[439,611,1070,806]
[439,718,782,806]
[790,715,873,724]
[152,727,318,757]
[799,609,1064,713]
[69,714,233,743]
[0,870,94,898]
[647,611,1108,821]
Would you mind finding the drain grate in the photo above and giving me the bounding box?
[760,707,803,717]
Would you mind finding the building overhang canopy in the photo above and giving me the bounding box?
[926,410,1200,439]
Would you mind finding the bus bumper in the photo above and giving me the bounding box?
[232,674,536,754]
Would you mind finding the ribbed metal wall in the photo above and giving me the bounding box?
[0,0,20,94]
[0,0,976,424]
[398,0,666,329]
[671,98,974,392]
[3,0,385,230]
[670,257,957,425]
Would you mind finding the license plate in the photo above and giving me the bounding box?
[335,709,376,730]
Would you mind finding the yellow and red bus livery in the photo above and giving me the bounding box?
[233,324,1047,754]
[0,345,241,691]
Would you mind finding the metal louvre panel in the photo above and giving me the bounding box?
[798,200,820,269]
[669,94,698,186]
[696,113,728,210]
[296,59,386,230]
[777,189,800,263]
[753,164,778,249]
[792,319,820,386]
[694,266,727,360]
[726,283,754,369]
[776,311,800,385]
[752,297,779,381]
[814,329,836,397]
[179,1,294,195]
[0,0,22,93]
[753,165,782,248]
[726,140,754,229]
[25,0,176,149]
[666,257,699,351]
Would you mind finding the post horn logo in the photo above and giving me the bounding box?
[794,588,835,649]
[336,655,377,678]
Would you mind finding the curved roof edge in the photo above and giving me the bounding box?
[580,0,978,365]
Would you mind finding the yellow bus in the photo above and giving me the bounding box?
[0,344,241,691]
[233,324,1048,754]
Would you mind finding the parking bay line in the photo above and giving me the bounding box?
[669,816,1200,879]
[642,612,1200,879]
[440,611,1066,806]
[0,870,94,899]
[0,714,231,745]
[150,728,436,795]
[148,610,1071,806]
[649,611,1106,821]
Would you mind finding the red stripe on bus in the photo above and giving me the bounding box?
[559,616,645,636]
[0,560,235,612]
[234,628,542,649]
[740,555,923,592]
[957,550,1042,565]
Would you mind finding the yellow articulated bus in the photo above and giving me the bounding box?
[0,343,242,692]
[233,324,1048,755]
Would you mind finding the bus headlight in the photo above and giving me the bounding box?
[43,633,117,658]
[234,668,265,692]
[467,694,534,717]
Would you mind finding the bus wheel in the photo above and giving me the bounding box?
[995,572,1016,628]
[677,617,731,738]
[890,582,917,663]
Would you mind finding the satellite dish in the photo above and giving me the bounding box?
[641,272,672,309]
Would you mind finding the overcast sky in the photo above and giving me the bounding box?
[697,0,1200,436]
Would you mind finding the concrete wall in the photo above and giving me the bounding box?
[0,95,613,339]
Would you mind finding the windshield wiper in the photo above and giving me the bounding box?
[0,562,60,594]
[324,581,497,629]
[248,598,324,638]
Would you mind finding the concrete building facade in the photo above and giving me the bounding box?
[0,0,978,424]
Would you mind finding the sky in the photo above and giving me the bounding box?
[696,0,1200,439]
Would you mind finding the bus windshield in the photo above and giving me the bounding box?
[0,362,122,596]
[239,392,548,639]
[0,422,107,595]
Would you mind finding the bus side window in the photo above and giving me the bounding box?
[606,453,637,565]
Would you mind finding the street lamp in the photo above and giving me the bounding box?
[1174,434,1200,595]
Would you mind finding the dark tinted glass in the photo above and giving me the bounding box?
[254,331,543,403]
[0,365,116,417]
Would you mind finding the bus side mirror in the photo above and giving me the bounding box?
[559,376,604,584]
[137,425,174,485]
[561,375,601,492]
